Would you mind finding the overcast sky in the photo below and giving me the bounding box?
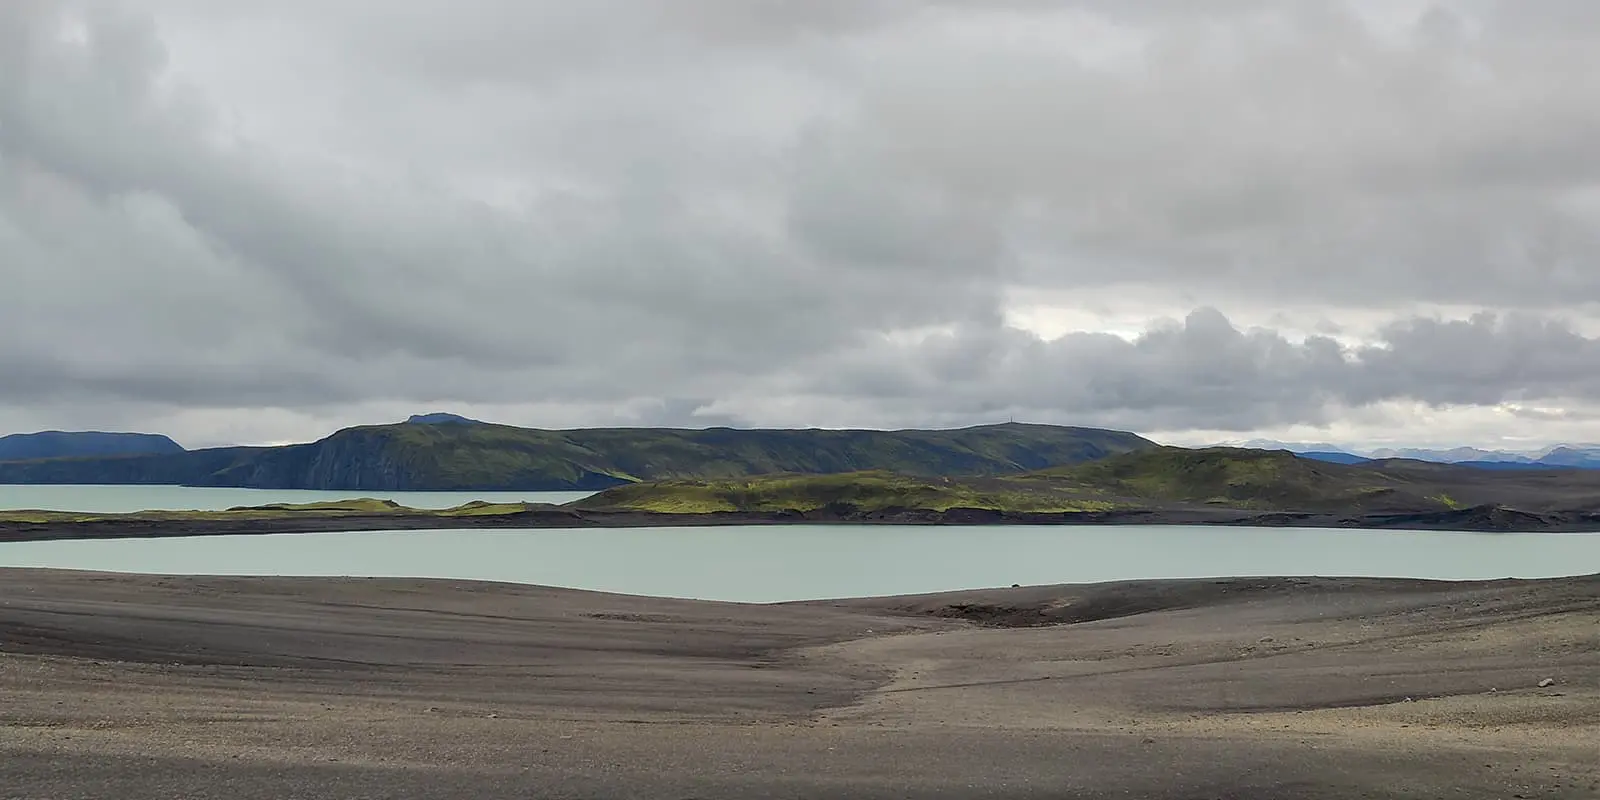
[6,0,1600,450]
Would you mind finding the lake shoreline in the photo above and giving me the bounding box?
[6,502,1600,542]
[3,568,1596,798]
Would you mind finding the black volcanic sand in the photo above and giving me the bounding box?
[1,569,1597,799]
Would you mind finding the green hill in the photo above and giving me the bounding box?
[571,471,1120,514]
[577,446,1600,516]
[0,421,1152,491]
[1027,447,1440,512]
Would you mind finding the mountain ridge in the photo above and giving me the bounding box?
[0,431,185,462]
[1234,442,1600,470]
[0,421,1152,491]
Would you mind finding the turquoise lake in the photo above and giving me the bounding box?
[4,485,1599,602]
[2,485,1597,603]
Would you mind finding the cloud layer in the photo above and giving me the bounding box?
[5,1,1600,447]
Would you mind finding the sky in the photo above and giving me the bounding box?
[5,0,1600,450]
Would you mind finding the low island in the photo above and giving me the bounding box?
[9,447,1600,541]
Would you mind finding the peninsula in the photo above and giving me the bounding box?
[10,447,1600,541]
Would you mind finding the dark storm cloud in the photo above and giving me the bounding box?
[5,0,1600,445]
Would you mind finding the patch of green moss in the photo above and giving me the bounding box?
[437,501,538,516]
[1028,447,1439,512]
[574,447,1493,518]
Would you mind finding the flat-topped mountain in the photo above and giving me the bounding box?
[0,431,184,462]
[0,421,1153,491]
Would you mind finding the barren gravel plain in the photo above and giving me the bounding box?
[1,568,1597,799]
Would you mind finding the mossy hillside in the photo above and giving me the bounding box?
[1430,493,1465,510]
[575,471,1123,514]
[436,500,537,516]
[579,447,1526,515]
[1030,447,1453,512]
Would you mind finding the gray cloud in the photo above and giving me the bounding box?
[792,308,1600,433]
[4,1,1600,447]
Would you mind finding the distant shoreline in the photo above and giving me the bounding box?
[5,503,1600,543]
[12,444,1600,540]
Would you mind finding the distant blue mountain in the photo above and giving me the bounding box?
[0,431,185,462]
[1226,439,1354,454]
[1531,446,1600,469]
[1297,451,1372,465]
[405,412,484,425]
[1367,446,1533,463]
[1421,446,1600,470]
[1234,441,1600,470]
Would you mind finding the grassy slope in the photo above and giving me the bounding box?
[577,447,1600,515]
[573,447,1424,515]
[1027,447,1446,512]
[0,422,1154,491]
[572,471,1120,514]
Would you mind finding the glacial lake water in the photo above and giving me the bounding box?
[3,521,1598,603]
[0,484,595,512]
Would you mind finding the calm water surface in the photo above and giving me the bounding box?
[3,524,1596,603]
[0,484,593,512]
